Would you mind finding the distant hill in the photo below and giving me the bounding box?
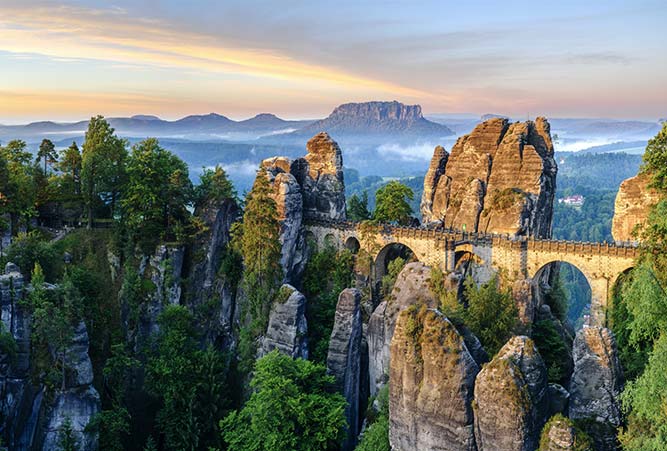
[0,113,312,142]
[549,118,660,139]
[291,101,454,138]
[576,140,647,155]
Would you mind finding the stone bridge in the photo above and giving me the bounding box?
[305,220,639,325]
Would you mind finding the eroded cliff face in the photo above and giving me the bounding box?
[389,306,479,451]
[474,336,548,451]
[611,171,659,242]
[421,117,557,237]
[326,288,363,451]
[367,262,439,396]
[259,284,308,359]
[187,198,240,346]
[0,264,99,451]
[260,132,346,283]
[569,326,623,450]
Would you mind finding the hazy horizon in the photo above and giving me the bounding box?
[1,0,666,123]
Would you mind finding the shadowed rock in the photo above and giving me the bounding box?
[259,284,308,359]
[326,288,363,451]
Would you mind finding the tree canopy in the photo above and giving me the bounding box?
[373,180,414,225]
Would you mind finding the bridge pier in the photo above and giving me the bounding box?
[589,277,611,326]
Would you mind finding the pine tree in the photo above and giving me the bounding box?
[36,138,57,174]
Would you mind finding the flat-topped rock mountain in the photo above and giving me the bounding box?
[294,101,454,138]
[421,117,557,237]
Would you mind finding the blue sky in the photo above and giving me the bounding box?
[0,0,665,122]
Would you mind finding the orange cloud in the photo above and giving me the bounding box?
[0,3,430,102]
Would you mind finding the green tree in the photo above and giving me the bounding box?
[234,167,283,372]
[532,320,569,383]
[347,191,371,221]
[57,417,78,451]
[462,275,518,356]
[81,116,127,227]
[195,164,236,206]
[302,246,354,363]
[642,122,667,191]
[59,142,83,195]
[373,180,414,225]
[0,140,36,234]
[356,387,389,451]
[220,351,347,451]
[37,138,58,174]
[122,138,194,252]
[620,333,667,450]
[145,305,229,451]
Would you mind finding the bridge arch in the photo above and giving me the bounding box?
[345,236,360,254]
[375,242,416,280]
[323,233,337,248]
[531,261,592,329]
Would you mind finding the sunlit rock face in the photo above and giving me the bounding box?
[612,171,660,241]
[473,336,548,451]
[421,117,557,238]
[389,306,479,451]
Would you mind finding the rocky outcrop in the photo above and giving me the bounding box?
[367,262,439,395]
[421,117,557,238]
[569,326,623,450]
[187,197,240,346]
[612,172,660,242]
[262,158,308,281]
[474,336,548,451]
[389,306,479,451]
[259,132,346,282]
[40,321,100,451]
[326,288,363,451]
[0,263,33,449]
[538,414,592,451]
[259,284,308,359]
[301,132,346,221]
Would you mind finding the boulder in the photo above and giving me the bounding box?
[474,336,548,451]
[611,172,660,242]
[65,322,94,387]
[259,284,308,359]
[420,117,557,238]
[538,414,592,451]
[326,288,363,451]
[389,306,479,451]
[367,262,439,395]
[569,326,623,450]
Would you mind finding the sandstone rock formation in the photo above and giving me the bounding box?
[326,288,363,451]
[474,336,548,451]
[539,414,592,451]
[612,171,660,242]
[40,321,100,451]
[569,326,623,450]
[389,306,479,451]
[260,132,346,282]
[421,117,557,238]
[187,197,240,346]
[259,284,308,359]
[367,262,439,395]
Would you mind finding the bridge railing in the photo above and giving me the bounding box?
[304,219,639,256]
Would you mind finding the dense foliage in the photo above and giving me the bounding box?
[220,351,347,451]
[372,180,414,225]
[355,387,390,451]
[302,246,354,363]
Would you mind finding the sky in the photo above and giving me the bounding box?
[0,0,666,123]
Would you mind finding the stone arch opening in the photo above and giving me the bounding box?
[304,230,316,247]
[345,236,360,254]
[375,242,416,280]
[532,261,592,330]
